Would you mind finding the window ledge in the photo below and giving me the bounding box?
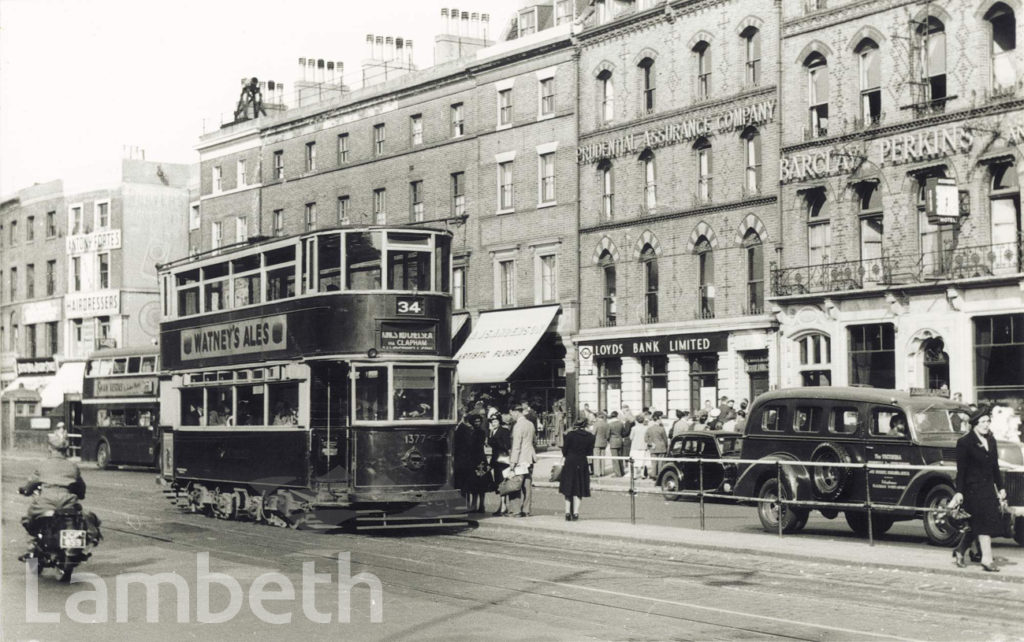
[537,201,557,210]
[495,208,516,216]
[537,112,556,122]
[496,123,512,132]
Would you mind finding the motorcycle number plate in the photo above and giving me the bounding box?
[60,529,86,549]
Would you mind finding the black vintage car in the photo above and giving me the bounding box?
[656,431,743,501]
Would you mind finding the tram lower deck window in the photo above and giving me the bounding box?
[394,366,434,419]
[355,366,388,420]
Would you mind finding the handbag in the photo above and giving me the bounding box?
[549,464,563,483]
[497,474,524,496]
[496,454,511,465]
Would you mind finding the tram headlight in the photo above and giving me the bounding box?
[367,348,378,359]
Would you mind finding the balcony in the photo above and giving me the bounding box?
[771,237,1024,297]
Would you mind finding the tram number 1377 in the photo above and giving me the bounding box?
[396,297,425,315]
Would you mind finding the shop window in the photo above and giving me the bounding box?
[689,354,718,413]
[974,313,1024,404]
[600,250,616,326]
[805,53,829,138]
[597,358,622,414]
[743,27,761,87]
[986,4,1017,91]
[642,356,667,412]
[696,237,714,319]
[638,57,655,114]
[744,230,764,314]
[798,333,831,386]
[849,323,895,389]
[917,17,947,105]
[641,244,658,323]
[856,39,882,126]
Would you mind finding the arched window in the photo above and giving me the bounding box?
[742,27,761,87]
[805,53,829,138]
[744,230,764,314]
[638,57,656,113]
[989,162,1021,274]
[641,244,658,323]
[856,39,881,126]
[916,17,947,104]
[694,41,711,99]
[598,160,614,220]
[599,250,616,326]
[695,138,712,203]
[639,149,656,210]
[805,187,830,265]
[741,127,761,194]
[986,3,1017,90]
[695,236,714,319]
[598,69,615,123]
[797,333,831,386]
[922,337,950,390]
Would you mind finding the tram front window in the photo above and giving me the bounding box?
[347,232,382,290]
[394,366,435,420]
[355,366,388,420]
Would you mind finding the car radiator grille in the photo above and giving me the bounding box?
[940,448,958,462]
[1005,471,1024,506]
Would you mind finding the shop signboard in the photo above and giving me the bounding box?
[925,177,960,224]
[578,345,595,376]
[580,332,728,359]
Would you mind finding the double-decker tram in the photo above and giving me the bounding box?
[157,225,464,530]
[75,346,164,469]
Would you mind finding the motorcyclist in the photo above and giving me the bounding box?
[19,424,100,561]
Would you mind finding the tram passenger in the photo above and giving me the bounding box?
[273,402,297,426]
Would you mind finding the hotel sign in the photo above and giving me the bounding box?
[94,376,158,397]
[67,229,121,255]
[577,100,777,164]
[180,314,287,361]
[65,290,120,318]
[580,332,728,358]
[16,358,57,375]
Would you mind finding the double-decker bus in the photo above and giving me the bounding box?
[74,346,164,469]
[157,226,463,529]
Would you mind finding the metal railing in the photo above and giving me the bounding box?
[537,452,1024,547]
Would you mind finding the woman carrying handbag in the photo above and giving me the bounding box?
[560,418,596,521]
[487,414,513,516]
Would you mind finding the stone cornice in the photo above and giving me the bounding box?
[783,0,919,38]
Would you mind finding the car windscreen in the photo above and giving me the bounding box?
[913,408,967,435]
[716,436,740,454]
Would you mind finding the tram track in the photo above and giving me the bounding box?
[94,505,1018,641]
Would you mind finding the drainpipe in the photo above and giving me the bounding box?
[773,0,784,392]
[570,40,582,424]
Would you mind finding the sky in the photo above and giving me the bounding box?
[0,0,518,197]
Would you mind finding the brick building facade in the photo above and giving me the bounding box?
[771,0,1023,410]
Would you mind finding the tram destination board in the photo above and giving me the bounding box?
[380,322,436,353]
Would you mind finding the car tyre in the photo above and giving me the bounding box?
[923,484,959,547]
[810,442,852,500]
[1013,516,1024,547]
[756,478,803,533]
[844,511,895,538]
[95,442,111,470]
[660,469,682,502]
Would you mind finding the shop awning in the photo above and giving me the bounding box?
[455,305,559,384]
[39,362,85,408]
[451,312,470,338]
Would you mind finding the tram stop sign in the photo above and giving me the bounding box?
[925,177,960,224]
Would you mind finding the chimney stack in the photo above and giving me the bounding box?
[366,34,374,58]
[298,57,306,81]
[451,8,460,34]
[375,35,384,59]
[441,8,449,34]
[385,36,394,61]
[406,40,414,65]
[481,14,490,42]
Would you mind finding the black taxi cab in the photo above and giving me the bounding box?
[656,431,742,501]
[733,387,1024,546]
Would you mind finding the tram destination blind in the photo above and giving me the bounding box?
[380,322,436,353]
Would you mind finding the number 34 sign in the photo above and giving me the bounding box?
[396,297,425,315]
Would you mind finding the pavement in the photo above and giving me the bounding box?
[474,453,1024,584]
[5,448,1022,583]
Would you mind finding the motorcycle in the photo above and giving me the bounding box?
[19,487,100,583]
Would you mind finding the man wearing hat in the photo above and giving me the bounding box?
[19,423,100,560]
[508,404,537,517]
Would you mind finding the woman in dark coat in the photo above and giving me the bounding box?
[487,414,513,516]
[452,415,478,510]
[467,414,489,512]
[560,418,596,521]
[951,406,1007,572]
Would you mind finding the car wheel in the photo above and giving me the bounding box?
[661,469,682,502]
[845,511,895,537]
[96,442,111,470]
[810,442,852,500]
[756,478,802,533]
[923,484,959,547]
[790,508,810,533]
[1014,516,1024,547]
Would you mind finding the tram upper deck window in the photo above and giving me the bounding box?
[394,365,435,420]
[203,263,229,312]
[177,269,200,316]
[355,366,388,420]
[232,254,261,308]
[266,246,296,301]
[347,232,382,290]
[317,234,342,291]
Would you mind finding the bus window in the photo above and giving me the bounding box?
[95,360,112,376]
[237,384,266,426]
[109,408,126,426]
[388,250,431,291]
[128,357,141,373]
[394,366,435,420]
[112,359,128,375]
[354,366,388,420]
[97,409,111,426]
[140,356,156,373]
[269,382,299,426]
[347,232,382,290]
[182,389,204,425]
[438,367,456,420]
[138,410,156,427]
[435,234,451,293]
[267,266,296,301]
[207,387,233,425]
[125,408,140,426]
[318,234,342,292]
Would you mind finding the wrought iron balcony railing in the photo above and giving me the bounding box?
[771,237,1024,297]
